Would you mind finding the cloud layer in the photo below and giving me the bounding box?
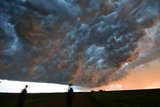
[0,0,160,87]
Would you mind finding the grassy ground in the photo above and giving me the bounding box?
[89,89,160,107]
[0,93,64,107]
[0,93,18,107]
[0,89,160,107]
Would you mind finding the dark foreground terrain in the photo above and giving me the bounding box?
[0,89,160,107]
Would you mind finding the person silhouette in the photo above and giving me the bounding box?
[66,83,74,107]
[16,85,28,107]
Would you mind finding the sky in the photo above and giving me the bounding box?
[91,60,160,91]
[0,0,160,92]
[1,60,160,93]
[117,60,160,90]
[0,79,81,93]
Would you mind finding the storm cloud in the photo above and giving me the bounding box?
[0,0,160,87]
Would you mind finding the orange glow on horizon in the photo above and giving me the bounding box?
[92,60,160,91]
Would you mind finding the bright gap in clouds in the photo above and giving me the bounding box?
[0,79,82,93]
[90,60,160,91]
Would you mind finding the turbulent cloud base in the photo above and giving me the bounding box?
[0,0,160,87]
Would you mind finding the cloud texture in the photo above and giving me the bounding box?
[0,0,160,87]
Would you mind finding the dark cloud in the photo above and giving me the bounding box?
[25,0,81,18]
[0,0,160,87]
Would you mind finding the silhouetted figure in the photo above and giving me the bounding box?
[16,85,28,107]
[66,83,74,107]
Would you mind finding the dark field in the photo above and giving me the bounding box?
[0,89,160,107]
